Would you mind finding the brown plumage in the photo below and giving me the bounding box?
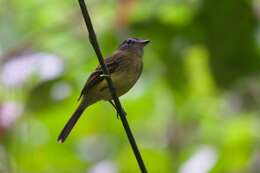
[58,38,150,143]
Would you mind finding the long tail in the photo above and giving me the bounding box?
[58,104,87,143]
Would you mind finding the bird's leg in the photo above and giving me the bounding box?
[108,100,119,119]
[108,100,127,119]
[108,100,116,109]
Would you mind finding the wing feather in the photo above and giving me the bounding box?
[77,52,124,101]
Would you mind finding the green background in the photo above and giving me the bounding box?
[0,0,260,173]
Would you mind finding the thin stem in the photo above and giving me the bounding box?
[77,0,148,172]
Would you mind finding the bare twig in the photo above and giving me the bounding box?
[77,0,148,172]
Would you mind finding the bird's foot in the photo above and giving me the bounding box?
[116,109,127,119]
[121,109,127,117]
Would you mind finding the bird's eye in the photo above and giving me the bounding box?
[127,39,133,44]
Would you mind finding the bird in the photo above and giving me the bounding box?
[58,38,150,143]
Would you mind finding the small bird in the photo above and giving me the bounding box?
[58,38,150,143]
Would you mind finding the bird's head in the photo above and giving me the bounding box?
[118,38,150,57]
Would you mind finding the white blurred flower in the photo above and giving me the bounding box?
[0,52,63,87]
[179,146,218,173]
[0,102,23,128]
[51,82,71,101]
[88,160,117,173]
[76,135,112,162]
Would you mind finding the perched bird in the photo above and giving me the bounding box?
[58,38,150,143]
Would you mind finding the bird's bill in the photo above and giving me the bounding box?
[139,39,150,46]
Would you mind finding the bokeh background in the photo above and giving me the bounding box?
[1,0,260,173]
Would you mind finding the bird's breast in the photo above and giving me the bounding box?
[111,58,143,96]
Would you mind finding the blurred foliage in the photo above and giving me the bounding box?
[0,0,260,173]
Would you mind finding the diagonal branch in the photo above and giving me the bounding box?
[77,0,148,172]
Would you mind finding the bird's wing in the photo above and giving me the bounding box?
[77,52,124,101]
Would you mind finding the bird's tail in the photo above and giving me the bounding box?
[57,104,87,143]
